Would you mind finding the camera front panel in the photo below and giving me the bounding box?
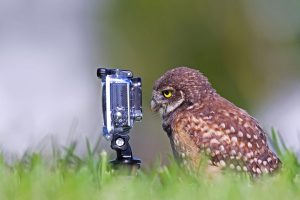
[98,67,142,140]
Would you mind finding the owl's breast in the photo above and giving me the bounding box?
[168,114,203,169]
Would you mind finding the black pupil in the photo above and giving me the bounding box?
[164,91,170,96]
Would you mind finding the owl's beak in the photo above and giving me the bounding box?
[150,99,160,112]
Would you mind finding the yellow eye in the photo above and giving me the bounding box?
[162,90,173,98]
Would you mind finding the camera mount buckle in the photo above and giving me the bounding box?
[110,132,141,169]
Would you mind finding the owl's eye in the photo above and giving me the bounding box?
[162,90,173,98]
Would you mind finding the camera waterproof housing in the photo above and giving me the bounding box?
[97,67,142,168]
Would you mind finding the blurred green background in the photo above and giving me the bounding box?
[98,0,300,106]
[96,0,300,164]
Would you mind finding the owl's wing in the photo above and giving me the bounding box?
[171,97,280,175]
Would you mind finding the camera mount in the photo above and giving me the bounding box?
[110,132,141,168]
[97,68,142,169]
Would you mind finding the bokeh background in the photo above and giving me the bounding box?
[0,0,300,164]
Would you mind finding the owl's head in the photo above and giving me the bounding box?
[151,67,215,117]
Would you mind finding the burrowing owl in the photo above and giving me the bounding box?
[151,67,280,176]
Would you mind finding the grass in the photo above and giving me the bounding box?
[0,130,299,200]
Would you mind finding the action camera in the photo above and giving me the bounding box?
[97,67,142,168]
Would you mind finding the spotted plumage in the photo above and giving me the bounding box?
[151,67,280,177]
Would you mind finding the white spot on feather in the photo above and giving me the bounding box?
[230,126,235,133]
[263,161,267,166]
[210,138,220,144]
[256,168,261,174]
[231,137,238,143]
[239,142,245,148]
[220,123,226,129]
[220,145,225,151]
[244,122,250,128]
[238,131,243,137]
[258,159,262,164]
[206,148,211,154]
[247,142,253,148]
[220,160,226,167]
[230,150,236,155]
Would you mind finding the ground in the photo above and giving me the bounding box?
[0,131,299,200]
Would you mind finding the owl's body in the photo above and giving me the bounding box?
[151,67,280,176]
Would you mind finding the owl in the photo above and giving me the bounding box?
[151,67,280,176]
